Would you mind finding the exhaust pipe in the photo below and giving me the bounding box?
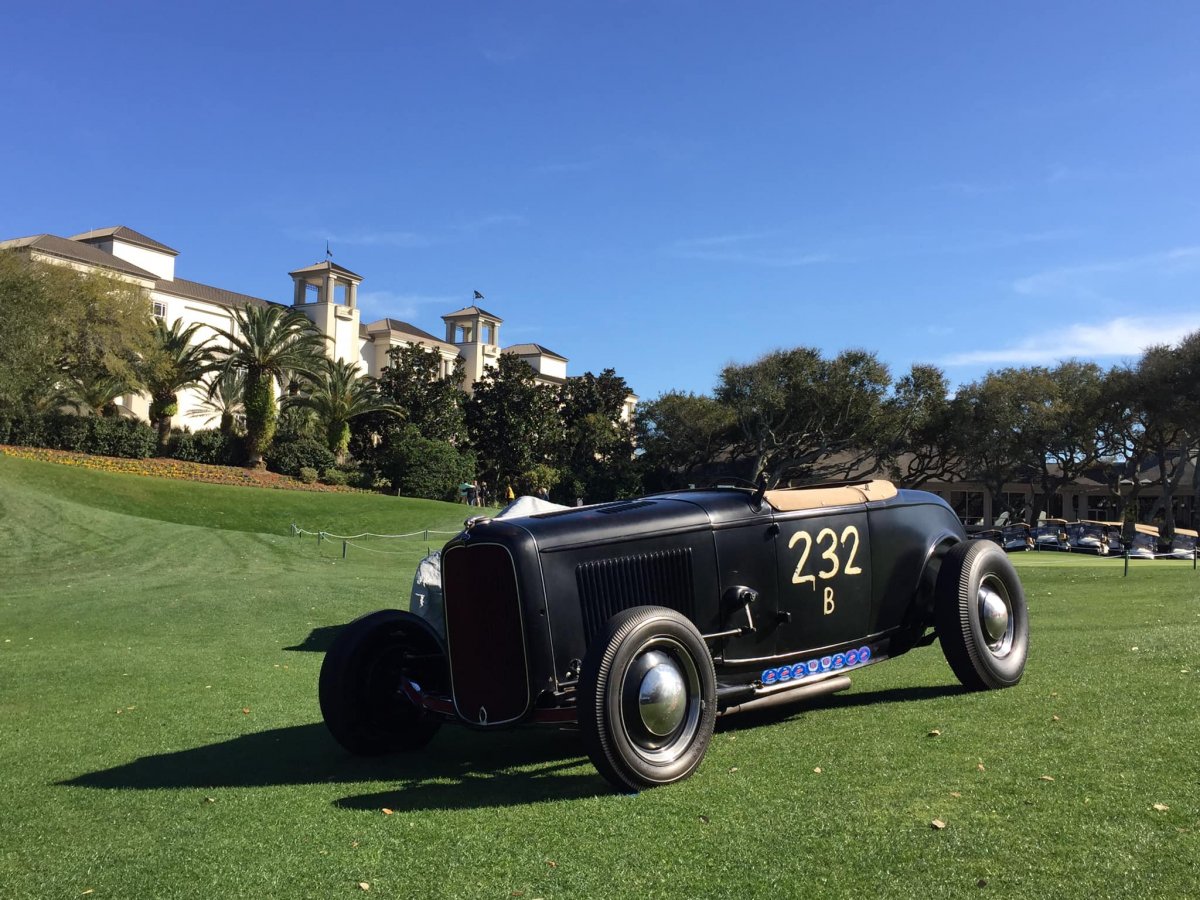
[718,674,852,717]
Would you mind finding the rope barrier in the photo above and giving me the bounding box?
[290,522,461,564]
[291,523,463,541]
[341,539,431,557]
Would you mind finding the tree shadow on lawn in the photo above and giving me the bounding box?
[61,723,605,810]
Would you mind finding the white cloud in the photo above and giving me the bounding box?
[536,159,600,174]
[1014,246,1200,297]
[289,227,432,249]
[455,213,527,232]
[356,291,459,322]
[666,233,830,267]
[941,316,1200,367]
[934,180,1013,198]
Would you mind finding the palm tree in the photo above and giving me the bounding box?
[213,305,328,467]
[139,319,216,451]
[188,367,246,435]
[56,368,138,418]
[286,358,402,464]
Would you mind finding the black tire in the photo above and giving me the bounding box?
[319,609,447,755]
[577,606,717,792]
[935,541,1029,690]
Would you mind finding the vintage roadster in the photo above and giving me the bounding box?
[319,479,1030,792]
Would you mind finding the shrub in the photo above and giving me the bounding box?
[85,417,157,459]
[170,429,243,466]
[319,467,349,486]
[298,466,319,484]
[266,436,336,477]
[0,411,156,459]
[380,424,475,502]
[3,413,48,448]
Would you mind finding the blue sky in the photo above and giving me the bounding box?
[3,2,1199,401]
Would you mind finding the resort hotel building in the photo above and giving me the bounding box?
[0,225,637,427]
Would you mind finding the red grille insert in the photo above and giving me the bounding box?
[442,543,529,724]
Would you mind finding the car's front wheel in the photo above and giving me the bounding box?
[935,541,1029,690]
[578,606,717,792]
[319,609,447,755]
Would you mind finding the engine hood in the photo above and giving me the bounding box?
[464,489,765,553]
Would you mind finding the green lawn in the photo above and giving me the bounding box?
[1,454,1197,899]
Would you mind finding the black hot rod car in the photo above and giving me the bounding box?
[319,479,1029,792]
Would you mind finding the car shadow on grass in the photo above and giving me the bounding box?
[283,625,344,652]
[59,722,605,808]
[715,683,968,734]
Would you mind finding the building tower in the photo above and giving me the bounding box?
[442,304,503,391]
[289,260,363,369]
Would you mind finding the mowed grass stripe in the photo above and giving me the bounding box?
[0,455,1197,899]
[0,453,476,537]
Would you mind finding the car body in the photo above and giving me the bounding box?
[1034,519,1071,551]
[320,479,1030,791]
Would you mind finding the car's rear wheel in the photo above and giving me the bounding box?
[935,541,1029,690]
[319,609,447,755]
[578,606,717,792]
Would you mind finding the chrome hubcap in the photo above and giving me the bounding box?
[621,637,702,764]
[637,651,687,736]
[978,576,1014,655]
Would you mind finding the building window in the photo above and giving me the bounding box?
[151,300,167,320]
[1002,492,1029,522]
[950,490,984,526]
[484,322,495,344]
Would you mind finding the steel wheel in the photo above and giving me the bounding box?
[578,606,716,792]
[319,609,447,755]
[935,541,1029,690]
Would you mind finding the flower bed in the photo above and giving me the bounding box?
[0,445,366,493]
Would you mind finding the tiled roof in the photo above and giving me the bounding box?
[505,342,568,361]
[0,233,159,279]
[288,259,363,280]
[442,304,503,322]
[69,226,179,256]
[367,318,457,350]
[154,277,280,311]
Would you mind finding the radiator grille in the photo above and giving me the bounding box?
[442,544,529,725]
[576,548,694,641]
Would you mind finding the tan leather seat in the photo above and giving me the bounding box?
[764,479,898,512]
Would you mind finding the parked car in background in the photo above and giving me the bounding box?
[1167,527,1198,560]
[319,479,1030,792]
[1098,522,1125,555]
[1066,521,1113,555]
[1034,519,1071,551]
[1128,524,1159,559]
[969,528,1003,547]
[1000,523,1035,552]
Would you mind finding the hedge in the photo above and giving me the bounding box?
[265,436,337,478]
[169,429,244,466]
[0,411,157,459]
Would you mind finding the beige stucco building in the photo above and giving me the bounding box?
[1,225,636,427]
